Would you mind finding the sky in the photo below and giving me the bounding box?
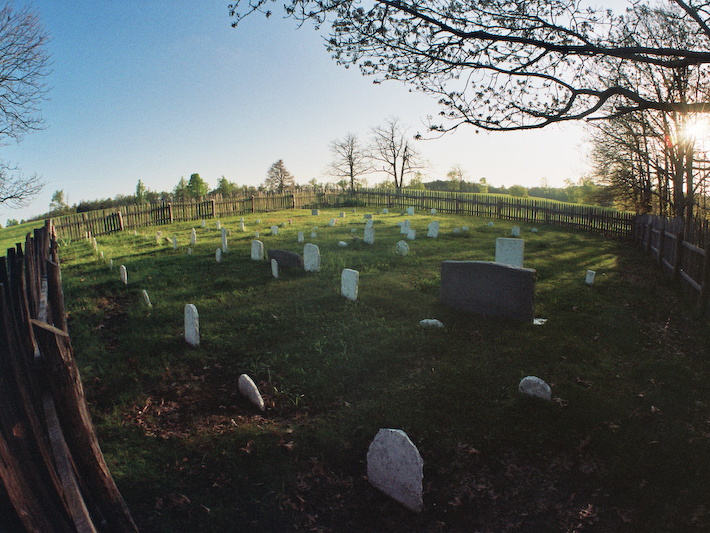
[1,1,593,223]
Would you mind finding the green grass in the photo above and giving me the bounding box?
[0,219,46,254]
[51,209,710,532]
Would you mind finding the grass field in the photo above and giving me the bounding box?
[0,219,45,253]
[44,208,710,531]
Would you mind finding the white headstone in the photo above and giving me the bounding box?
[453,227,461,234]
[303,243,321,272]
[511,226,521,237]
[141,290,152,308]
[239,217,245,223]
[311,231,317,239]
[187,247,192,255]
[427,221,439,238]
[487,221,494,227]
[495,238,525,267]
[251,240,264,261]
[364,227,375,245]
[367,428,424,513]
[271,258,279,278]
[190,228,197,245]
[184,304,199,347]
[585,270,596,285]
[254,231,260,238]
[216,220,221,230]
[518,376,551,401]
[419,319,444,328]
[461,225,469,232]
[201,220,206,228]
[400,220,411,235]
[238,374,265,411]
[339,212,346,218]
[239,221,246,232]
[531,228,539,233]
[297,231,304,243]
[109,258,114,270]
[221,228,228,253]
[119,265,127,284]
[338,241,348,247]
[382,208,389,214]
[407,229,416,240]
[256,219,261,224]
[215,248,222,262]
[92,237,98,250]
[329,218,336,227]
[430,208,437,215]
[341,268,359,300]
[271,225,279,236]
[172,236,178,250]
[365,219,374,229]
[406,207,415,215]
[395,240,409,256]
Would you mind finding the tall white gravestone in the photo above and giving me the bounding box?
[119,265,127,285]
[271,259,279,279]
[221,228,228,253]
[495,238,525,267]
[364,227,375,245]
[341,269,359,301]
[190,228,197,245]
[251,240,264,261]
[427,221,439,238]
[367,428,424,513]
[184,304,200,347]
[303,243,321,272]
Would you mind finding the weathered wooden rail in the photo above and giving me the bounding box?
[0,220,137,532]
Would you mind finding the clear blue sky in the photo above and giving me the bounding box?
[2,1,591,222]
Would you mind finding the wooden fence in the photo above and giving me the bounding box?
[0,220,137,532]
[633,214,710,309]
[52,189,635,241]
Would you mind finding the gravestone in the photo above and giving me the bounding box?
[430,208,437,215]
[511,226,521,237]
[267,249,304,269]
[256,219,261,224]
[201,220,206,228]
[190,228,197,245]
[239,221,246,232]
[461,225,469,232]
[341,269,359,301]
[172,236,178,250]
[495,238,525,267]
[329,218,337,227]
[99,251,104,259]
[303,243,321,272]
[365,219,374,229]
[109,259,114,270]
[364,214,373,219]
[406,207,415,215]
[216,221,221,230]
[400,220,410,235]
[531,228,539,233]
[340,212,346,218]
[141,290,152,308]
[419,319,444,328]
[427,221,439,238]
[238,374,265,411]
[297,231,304,243]
[280,222,286,228]
[407,229,416,240]
[453,227,461,234]
[440,260,536,322]
[271,259,279,279]
[271,225,279,236]
[119,265,127,284]
[382,208,389,214]
[254,231,260,238]
[395,240,409,256]
[92,237,98,250]
[351,228,357,233]
[338,241,348,247]
[312,209,320,216]
[184,304,199,347]
[364,227,375,245]
[251,240,264,261]
[518,376,551,401]
[187,247,192,255]
[367,428,424,513]
[215,248,222,262]
[311,231,317,239]
[585,270,596,285]
[240,217,245,223]
[221,228,228,254]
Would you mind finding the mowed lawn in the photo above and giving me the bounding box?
[47,208,710,532]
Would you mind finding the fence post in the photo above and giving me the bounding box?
[672,231,683,282]
[167,203,173,223]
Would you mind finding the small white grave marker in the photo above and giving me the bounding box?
[311,209,320,215]
[141,290,152,308]
[406,207,415,215]
[216,220,221,230]
[364,227,375,245]
[338,241,348,247]
[239,221,246,232]
[201,220,206,228]
[419,319,444,328]
[461,225,469,232]
[585,270,596,285]
[395,240,409,256]
[430,208,437,215]
[329,218,336,227]
[518,376,551,401]
[172,236,178,250]
[109,258,114,270]
[427,221,439,238]
[119,265,127,285]
[382,208,389,214]
[271,225,279,235]
[215,248,222,262]
[511,226,521,237]
[271,258,279,278]
[251,240,264,261]
[190,228,197,245]
[254,231,260,238]
[303,243,321,272]
[297,231,304,243]
[495,238,525,267]
[341,268,359,300]
[238,374,265,411]
[339,212,346,218]
[184,304,199,347]
[407,229,416,240]
[310,231,317,239]
[367,428,424,513]
[400,220,410,235]
[221,228,228,253]
[187,247,192,255]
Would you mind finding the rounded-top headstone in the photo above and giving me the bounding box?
[184,304,200,347]
[238,374,265,411]
[518,376,551,401]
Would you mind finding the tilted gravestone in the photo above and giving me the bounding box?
[518,376,551,401]
[303,243,321,272]
[271,259,279,279]
[238,374,265,411]
[141,290,152,308]
[367,428,424,513]
[341,269,359,301]
[267,249,304,269]
[427,221,439,238]
[184,304,200,347]
[251,240,264,261]
[495,237,525,267]
[440,260,536,322]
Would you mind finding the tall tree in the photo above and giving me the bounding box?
[230,0,710,132]
[264,160,296,192]
[0,3,50,208]
[173,177,189,202]
[186,173,209,199]
[135,180,147,203]
[329,133,372,194]
[370,118,424,188]
[49,189,69,213]
[213,176,239,197]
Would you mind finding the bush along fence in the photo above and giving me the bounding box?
[633,214,710,310]
[0,220,137,532]
[51,188,635,241]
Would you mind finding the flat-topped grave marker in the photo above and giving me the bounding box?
[190,228,197,245]
[297,231,304,243]
[341,268,359,300]
[367,428,424,513]
[440,260,536,322]
[311,209,320,215]
[585,270,596,285]
[495,237,525,267]
[184,304,199,347]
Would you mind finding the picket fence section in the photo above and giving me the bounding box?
[51,189,634,241]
